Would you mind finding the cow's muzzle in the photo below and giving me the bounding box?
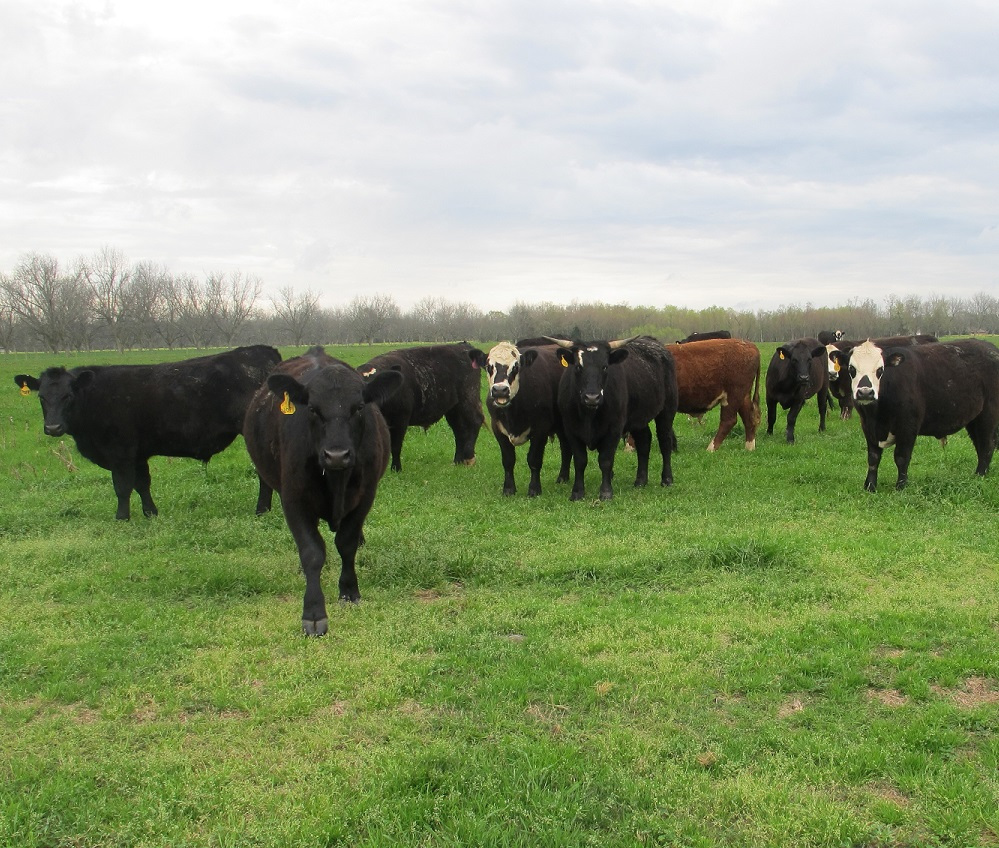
[854,387,876,404]
[490,385,511,406]
[582,392,602,409]
[321,447,354,471]
[44,423,66,437]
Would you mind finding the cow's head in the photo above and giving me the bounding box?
[470,342,539,407]
[829,339,900,406]
[825,344,843,383]
[776,342,826,386]
[14,367,94,437]
[267,364,403,473]
[550,336,634,409]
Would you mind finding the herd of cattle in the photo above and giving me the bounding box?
[14,331,999,634]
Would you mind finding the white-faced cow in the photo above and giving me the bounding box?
[828,339,999,492]
[826,335,938,420]
[765,338,829,443]
[665,338,761,451]
[357,342,484,472]
[550,336,678,501]
[243,346,403,636]
[14,345,281,520]
[467,341,571,497]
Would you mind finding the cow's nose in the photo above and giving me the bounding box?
[855,386,875,401]
[491,385,510,399]
[44,423,65,437]
[582,392,602,407]
[322,447,353,470]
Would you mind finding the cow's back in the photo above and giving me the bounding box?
[668,338,759,414]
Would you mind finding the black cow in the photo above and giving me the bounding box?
[765,338,829,443]
[357,342,484,472]
[826,335,938,420]
[551,336,678,501]
[676,330,732,344]
[468,341,571,497]
[14,345,281,520]
[828,339,999,491]
[243,346,403,635]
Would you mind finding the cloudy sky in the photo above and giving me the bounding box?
[2,0,997,313]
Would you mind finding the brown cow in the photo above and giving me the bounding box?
[665,338,761,451]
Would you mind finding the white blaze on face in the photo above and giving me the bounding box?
[486,342,522,405]
[848,340,885,403]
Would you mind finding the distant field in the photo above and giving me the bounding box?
[1,341,997,847]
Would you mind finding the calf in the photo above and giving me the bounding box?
[243,346,403,635]
[765,338,829,443]
[828,339,999,491]
[665,338,761,450]
[468,341,571,497]
[357,342,484,472]
[551,336,677,501]
[826,335,938,420]
[14,345,281,519]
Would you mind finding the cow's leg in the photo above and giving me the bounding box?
[388,424,406,473]
[134,458,158,518]
[817,387,828,432]
[711,403,737,451]
[892,432,917,490]
[597,433,621,500]
[333,516,365,605]
[446,407,483,466]
[785,400,804,444]
[966,417,996,476]
[497,433,517,496]
[630,425,651,489]
[110,464,136,521]
[569,439,588,501]
[254,476,274,515]
[739,395,758,450]
[285,511,329,635]
[525,435,547,498]
[766,398,778,436]
[863,435,883,492]
[654,416,674,487]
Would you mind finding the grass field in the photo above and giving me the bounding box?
[2,341,998,847]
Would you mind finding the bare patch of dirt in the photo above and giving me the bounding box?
[866,688,908,707]
[932,677,999,708]
[777,697,805,718]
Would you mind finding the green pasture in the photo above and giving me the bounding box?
[1,341,997,847]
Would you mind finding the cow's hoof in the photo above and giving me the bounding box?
[458,457,476,467]
[302,618,329,637]
[339,592,361,604]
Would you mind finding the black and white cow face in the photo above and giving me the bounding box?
[826,344,842,385]
[841,340,891,405]
[482,343,538,407]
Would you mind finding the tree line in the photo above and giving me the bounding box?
[1,248,997,353]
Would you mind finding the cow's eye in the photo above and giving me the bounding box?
[351,403,363,416]
[848,366,856,378]
[486,364,494,375]
[876,367,884,379]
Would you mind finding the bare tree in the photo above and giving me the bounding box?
[272,285,321,345]
[347,293,400,344]
[205,270,262,346]
[153,272,191,349]
[0,253,94,352]
[80,245,133,351]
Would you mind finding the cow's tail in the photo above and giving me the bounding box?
[751,358,762,427]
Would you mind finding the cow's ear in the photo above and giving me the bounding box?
[609,348,630,365]
[467,349,487,369]
[520,349,539,367]
[363,368,403,407]
[777,345,790,360]
[828,350,846,369]
[268,373,310,406]
[811,345,826,358]
[71,370,95,392]
[14,374,40,392]
[557,350,573,368]
[886,351,906,368]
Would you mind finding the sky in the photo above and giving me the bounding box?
[2,0,998,314]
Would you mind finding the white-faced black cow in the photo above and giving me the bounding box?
[826,335,938,420]
[357,342,484,472]
[14,345,281,520]
[765,338,829,443]
[828,339,999,491]
[550,336,678,501]
[243,346,403,636]
[468,341,571,497]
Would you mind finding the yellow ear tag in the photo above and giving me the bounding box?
[779,350,785,360]
[19,384,30,396]
[280,392,296,415]
[561,357,568,367]
[833,360,841,372]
